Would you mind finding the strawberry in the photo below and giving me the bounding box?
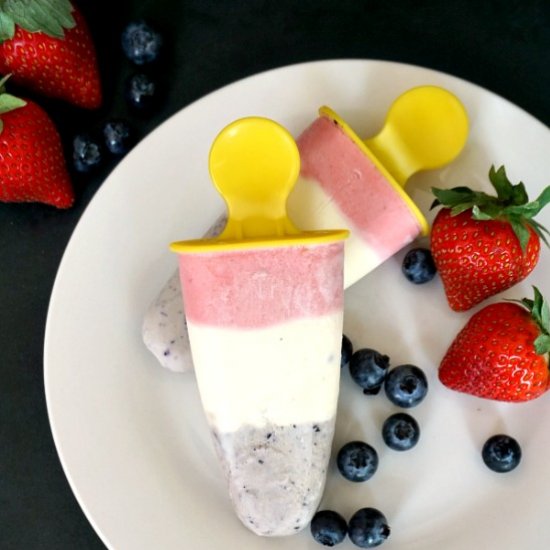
[439,286,550,402]
[431,166,550,311]
[0,76,74,208]
[0,0,101,109]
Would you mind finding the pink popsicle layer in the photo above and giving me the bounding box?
[297,116,422,261]
[178,241,344,329]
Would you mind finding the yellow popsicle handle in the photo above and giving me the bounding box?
[170,117,348,253]
[364,86,469,186]
[209,117,301,240]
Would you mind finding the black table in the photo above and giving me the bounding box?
[1,1,548,548]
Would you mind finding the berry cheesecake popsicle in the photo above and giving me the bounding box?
[144,85,469,372]
[171,117,348,536]
[292,85,468,287]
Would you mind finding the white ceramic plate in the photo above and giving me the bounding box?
[45,60,550,550]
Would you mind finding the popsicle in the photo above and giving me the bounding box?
[291,85,469,287]
[171,117,348,536]
[143,85,469,372]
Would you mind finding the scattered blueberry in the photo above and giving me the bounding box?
[384,364,428,408]
[121,20,163,65]
[348,508,390,548]
[482,434,522,473]
[382,413,420,451]
[349,349,390,395]
[401,247,437,284]
[337,441,379,482]
[341,334,353,368]
[310,510,348,546]
[72,133,102,172]
[103,119,133,155]
[126,73,157,110]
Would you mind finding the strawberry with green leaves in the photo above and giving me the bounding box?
[439,286,550,402]
[0,75,74,208]
[431,166,550,311]
[0,0,101,109]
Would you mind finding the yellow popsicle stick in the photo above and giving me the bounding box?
[365,85,469,184]
[320,86,469,237]
[170,117,348,253]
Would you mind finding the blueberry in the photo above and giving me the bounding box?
[103,119,133,155]
[482,434,521,473]
[310,510,347,546]
[384,364,428,408]
[341,334,353,368]
[348,508,390,548]
[402,247,437,284]
[382,413,420,451]
[121,20,163,65]
[126,73,157,110]
[72,133,102,172]
[349,349,390,395]
[337,441,379,482]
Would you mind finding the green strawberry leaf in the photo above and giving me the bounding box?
[0,73,11,90]
[489,165,514,202]
[534,334,550,355]
[529,220,550,248]
[0,75,26,134]
[0,10,15,40]
[1,0,75,40]
[531,286,544,325]
[504,202,542,217]
[431,186,476,207]
[489,165,530,205]
[0,91,26,113]
[542,298,550,331]
[518,287,550,356]
[471,205,493,220]
[511,181,529,205]
[450,202,475,216]
[530,219,550,235]
[508,217,531,252]
[472,202,506,220]
[529,186,550,217]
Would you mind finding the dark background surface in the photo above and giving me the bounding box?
[1,1,548,548]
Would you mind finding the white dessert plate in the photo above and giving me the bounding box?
[45,60,550,550]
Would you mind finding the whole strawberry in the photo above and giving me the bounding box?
[0,0,101,109]
[439,286,550,402]
[431,166,550,311]
[0,76,74,208]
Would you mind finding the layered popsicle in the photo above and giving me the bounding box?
[290,106,427,288]
[171,118,348,535]
[144,86,469,372]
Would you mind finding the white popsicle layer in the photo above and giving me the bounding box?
[190,314,341,433]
